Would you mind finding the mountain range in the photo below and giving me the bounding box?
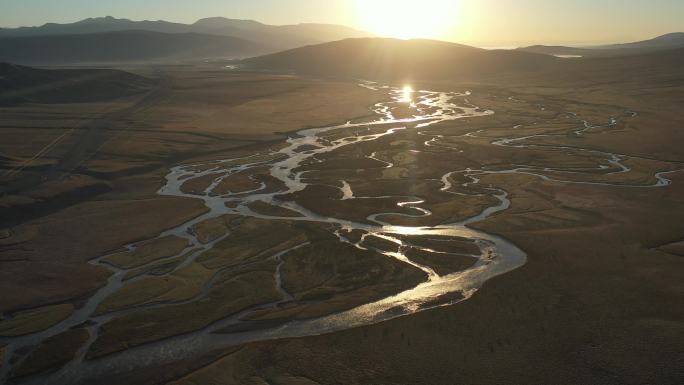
[0,16,369,51]
[0,16,371,65]
[518,32,684,57]
[0,16,682,71]
[0,30,273,64]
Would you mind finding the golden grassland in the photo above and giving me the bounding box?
[103,235,190,269]
[96,262,216,314]
[88,265,282,358]
[276,240,426,319]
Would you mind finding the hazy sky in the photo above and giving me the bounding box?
[1,0,683,46]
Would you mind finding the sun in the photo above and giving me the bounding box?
[356,0,461,40]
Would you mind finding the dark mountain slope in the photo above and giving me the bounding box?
[554,47,684,85]
[0,30,270,65]
[0,16,370,52]
[0,16,192,36]
[0,62,154,105]
[518,33,684,57]
[597,32,684,50]
[240,38,558,81]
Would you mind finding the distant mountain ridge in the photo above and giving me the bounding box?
[1,16,681,66]
[0,16,371,52]
[0,30,272,65]
[518,32,684,57]
[595,32,684,50]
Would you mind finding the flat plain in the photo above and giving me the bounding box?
[1,51,683,385]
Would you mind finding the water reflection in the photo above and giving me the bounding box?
[400,85,414,103]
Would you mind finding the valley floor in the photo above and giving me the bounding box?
[1,65,683,384]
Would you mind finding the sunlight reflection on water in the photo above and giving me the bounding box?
[400,85,414,103]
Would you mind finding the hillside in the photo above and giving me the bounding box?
[518,32,684,57]
[0,30,270,65]
[0,62,154,105]
[555,47,684,84]
[597,32,684,50]
[192,17,370,49]
[239,38,558,81]
[517,45,605,57]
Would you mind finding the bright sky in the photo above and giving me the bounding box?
[1,0,683,46]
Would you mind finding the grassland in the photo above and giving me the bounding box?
[1,58,683,385]
[0,304,73,337]
[152,63,684,385]
[276,240,426,319]
[0,67,385,314]
[102,235,190,269]
[0,67,391,380]
[11,328,89,378]
[96,262,216,314]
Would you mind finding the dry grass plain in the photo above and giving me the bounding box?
[0,67,389,379]
[155,67,684,385]
[1,61,683,384]
[0,66,386,312]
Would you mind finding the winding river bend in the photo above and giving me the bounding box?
[2,81,678,385]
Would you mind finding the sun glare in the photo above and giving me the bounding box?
[356,0,461,40]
